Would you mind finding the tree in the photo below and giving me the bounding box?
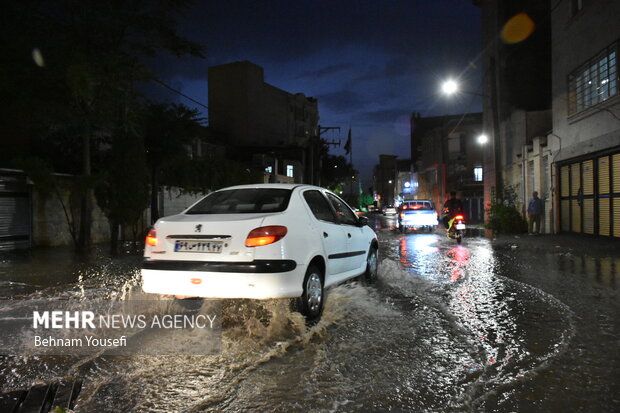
[320,154,355,193]
[144,103,203,223]
[1,1,204,251]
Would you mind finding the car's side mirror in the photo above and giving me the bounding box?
[357,216,369,227]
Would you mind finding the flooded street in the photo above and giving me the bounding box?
[1,215,619,412]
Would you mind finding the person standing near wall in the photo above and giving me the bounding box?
[527,191,543,234]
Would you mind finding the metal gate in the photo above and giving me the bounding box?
[0,174,32,250]
[559,149,620,237]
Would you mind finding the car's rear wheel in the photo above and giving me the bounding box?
[362,246,378,284]
[296,265,324,321]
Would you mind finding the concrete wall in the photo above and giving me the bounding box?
[551,0,620,163]
[32,185,210,247]
[32,188,110,247]
[159,187,209,218]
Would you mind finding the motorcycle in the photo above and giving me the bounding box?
[443,210,466,244]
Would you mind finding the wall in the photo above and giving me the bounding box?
[32,188,110,247]
[551,0,620,163]
[159,187,209,218]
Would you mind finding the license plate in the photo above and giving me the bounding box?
[456,223,466,230]
[174,240,223,253]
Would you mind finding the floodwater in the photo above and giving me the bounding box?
[0,216,619,412]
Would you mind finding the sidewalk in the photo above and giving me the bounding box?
[490,232,620,257]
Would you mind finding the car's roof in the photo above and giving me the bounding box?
[403,199,433,203]
[215,183,325,191]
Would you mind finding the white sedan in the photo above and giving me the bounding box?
[141,184,378,320]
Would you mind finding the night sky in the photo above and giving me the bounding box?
[151,0,482,185]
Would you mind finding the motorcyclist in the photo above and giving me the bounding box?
[442,191,464,229]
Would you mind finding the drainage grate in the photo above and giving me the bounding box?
[0,380,82,413]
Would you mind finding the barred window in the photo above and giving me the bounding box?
[568,41,618,115]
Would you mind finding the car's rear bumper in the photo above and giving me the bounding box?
[141,259,304,299]
[400,214,438,227]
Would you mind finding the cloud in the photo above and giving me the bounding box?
[317,90,365,112]
[298,63,354,79]
[353,108,409,124]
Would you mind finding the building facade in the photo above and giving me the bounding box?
[477,0,553,227]
[411,113,485,223]
[551,0,620,237]
[208,61,319,184]
[373,155,398,208]
[478,0,620,237]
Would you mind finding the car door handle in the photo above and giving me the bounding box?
[347,233,352,238]
[323,232,329,238]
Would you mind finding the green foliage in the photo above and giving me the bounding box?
[359,192,375,209]
[321,154,355,192]
[485,185,527,234]
[144,103,203,170]
[161,156,258,193]
[486,204,528,234]
[95,130,149,228]
[16,157,56,200]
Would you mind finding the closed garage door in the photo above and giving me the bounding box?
[0,191,31,250]
[559,149,620,237]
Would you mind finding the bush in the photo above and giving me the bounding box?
[486,204,528,234]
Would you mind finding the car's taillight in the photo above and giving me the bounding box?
[400,212,405,218]
[455,215,464,221]
[245,225,288,247]
[146,228,157,247]
[402,205,408,210]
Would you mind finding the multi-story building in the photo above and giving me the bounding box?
[411,112,485,223]
[208,61,319,184]
[551,0,620,237]
[476,0,553,228]
[373,155,398,208]
[478,0,620,237]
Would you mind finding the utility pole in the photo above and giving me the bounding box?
[310,126,340,185]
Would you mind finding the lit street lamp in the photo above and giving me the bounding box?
[477,134,488,144]
[441,79,458,95]
[441,79,486,97]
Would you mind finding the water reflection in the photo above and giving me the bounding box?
[398,234,438,269]
[557,253,618,290]
[446,246,470,282]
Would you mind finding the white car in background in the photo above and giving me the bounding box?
[141,184,378,320]
[382,205,397,216]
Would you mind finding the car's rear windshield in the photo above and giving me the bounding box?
[403,201,434,210]
[185,188,292,214]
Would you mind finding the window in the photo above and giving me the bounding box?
[568,41,618,115]
[303,190,337,223]
[286,164,294,178]
[473,166,483,182]
[326,193,358,226]
[186,189,291,214]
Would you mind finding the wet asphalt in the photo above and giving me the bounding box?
[0,214,618,412]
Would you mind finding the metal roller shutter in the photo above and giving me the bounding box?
[583,198,594,234]
[613,154,620,192]
[614,198,620,237]
[598,157,611,236]
[571,199,581,233]
[599,197,610,236]
[0,192,31,250]
[571,163,581,196]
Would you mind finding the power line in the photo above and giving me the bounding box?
[153,78,210,111]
